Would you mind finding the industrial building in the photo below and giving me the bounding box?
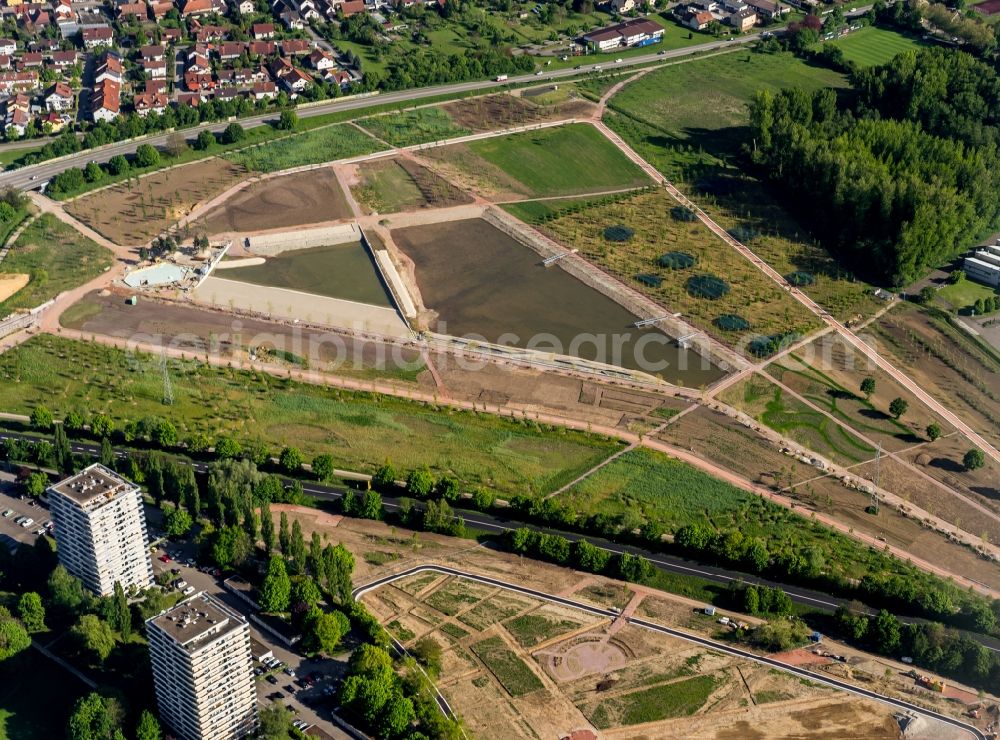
[964,244,1000,288]
[47,463,154,596]
[147,592,257,740]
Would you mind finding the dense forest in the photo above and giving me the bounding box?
[748,48,1000,285]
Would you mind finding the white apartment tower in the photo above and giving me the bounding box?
[47,463,154,596]
[146,593,257,740]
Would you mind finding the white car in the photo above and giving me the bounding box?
[2,510,14,518]
[182,585,196,596]
[20,518,33,528]
[615,58,623,63]
[175,580,188,590]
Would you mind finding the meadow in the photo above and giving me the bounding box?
[0,336,618,496]
[821,26,926,67]
[0,214,112,315]
[584,674,718,729]
[358,107,470,147]
[465,123,651,197]
[225,124,384,173]
[469,636,544,697]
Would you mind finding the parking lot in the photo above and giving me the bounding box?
[0,472,51,550]
[149,541,352,739]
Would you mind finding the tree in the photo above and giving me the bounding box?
[346,489,382,520]
[109,581,131,639]
[291,576,323,611]
[68,693,124,740]
[106,154,130,176]
[29,404,53,431]
[164,505,193,537]
[0,614,29,660]
[260,500,274,553]
[24,471,47,499]
[572,539,609,573]
[134,144,160,167]
[49,565,87,612]
[260,555,291,612]
[860,377,876,400]
[279,511,290,554]
[73,614,116,662]
[926,423,942,442]
[405,466,434,497]
[195,129,216,150]
[872,609,901,653]
[322,543,354,605]
[53,423,73,474]
[64,409,86,434]
[222,122,245,144]
[279,446,303,473]
[278,109,298,130]
[211,526,251,570]
[135,710,162,740]
[84,161,104,183]
[889,397,908,420]
[411,636,443,675]
[215,436,242,459]
[290,519,307,573]
[312,453,335,481]
[99,436,115,467]
[17,592,44,632]
[963,448,986,471]
[744,585,761,615]
[257,703,294,739]
[302,606,350,655]
[91,414,114,439]
[372,462,396,490]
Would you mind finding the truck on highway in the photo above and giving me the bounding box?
[495,74,508,82]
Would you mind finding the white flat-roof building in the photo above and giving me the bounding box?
[147,593,257,740]
[964,244,1000,288]
[47,464,153,596]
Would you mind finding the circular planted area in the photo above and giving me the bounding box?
[657,251,697,270]
[748,333,794,358]
[603,224,635,242]
[634,273,663,288]
[686,274,731,300]
[670,205,697,222]
[714,314,751,332]
[727,225,760,243]
[786,271,815,286]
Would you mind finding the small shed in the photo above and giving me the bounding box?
[704,606,716,616]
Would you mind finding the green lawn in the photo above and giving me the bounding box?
[468,123,651,197]
[470,636,544,697]
[936,277,999,313]
[0,337,617,497]
[359,107,470,147]
[0,145,44,169]
[585,674,718,729]
[821,26,926,68]
[225,124,384,173]
[0,214,112,315]
[0,650,88,739]
[505,613,580,647]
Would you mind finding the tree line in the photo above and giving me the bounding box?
[747,46,1000,285]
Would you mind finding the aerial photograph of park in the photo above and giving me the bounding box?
[0,0,997,737]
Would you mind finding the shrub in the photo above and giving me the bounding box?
[634,273,662,288]
[670,205,697,222]
[603,224,635,242]
[657,251,696,269]
[786,271,815,286]
[713,314,751,332]
[686,274,730,300]
[727,225,760,243]
[747,333,795,358]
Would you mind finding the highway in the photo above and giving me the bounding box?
[4,427,998,654]
[354,564,988,740]
[0,33,764,191]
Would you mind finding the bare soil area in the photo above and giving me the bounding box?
[0,273,28,303]
[194,167,353,235]
[442,93,596,132]
[66,158,247,245]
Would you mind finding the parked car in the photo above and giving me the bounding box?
[283,667,296,677]
[174,580,188,590]
[266,675,278,685]
[34,528,44,536]
[1,510,12,518]
[19,518,33,528]
[158,554,171,563]
[182,586,195,596]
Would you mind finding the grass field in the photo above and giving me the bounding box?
[821,27,926,67]
[720,373,876,465]
[457,593,532,632]
[0,214,112,315]
[584,674,718,729]
[470,636,544,697]
[505,613,580,648]
[225,124,384,173]
[466,123,651,197]
[539,189,821,347]
[936,277,999,314]
[0,336,618,496]
[358,107,470,147]
[0,650,87,739]
[353,158,472,214]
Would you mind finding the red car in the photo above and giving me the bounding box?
[158,554,171,563]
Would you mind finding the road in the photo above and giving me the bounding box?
[355,564,987,740]
[0,34,763,191]
[5,428,998,654]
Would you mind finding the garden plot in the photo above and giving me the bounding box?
[442,93,596,133]
[539,189,821,353]
[65,158,247,245]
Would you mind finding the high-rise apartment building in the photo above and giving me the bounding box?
[47,463,154,596]
[146,592,257,740]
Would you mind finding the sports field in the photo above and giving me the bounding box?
[823,27,926,67]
